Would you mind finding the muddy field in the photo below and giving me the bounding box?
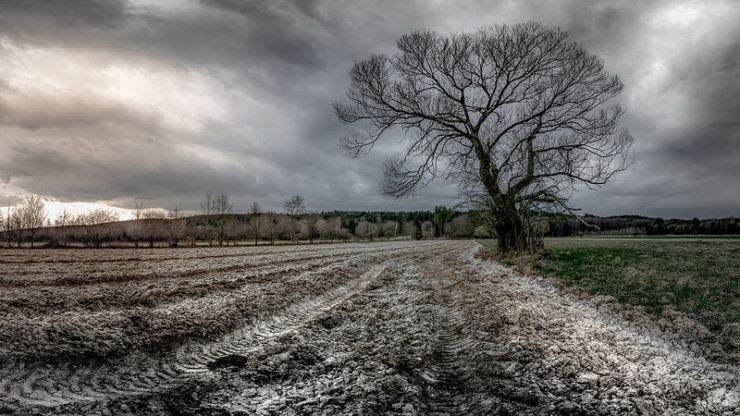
[0,241,737,415]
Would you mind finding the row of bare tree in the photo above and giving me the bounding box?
[1,193,477,248]
[2,212,469,248]
[1,195,123,248]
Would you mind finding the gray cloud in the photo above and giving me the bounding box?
[0,0,128,29]
[0,0,738,218]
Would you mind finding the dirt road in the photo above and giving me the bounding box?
[0,241,737,415]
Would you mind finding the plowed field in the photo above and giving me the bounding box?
[0,241,737,415]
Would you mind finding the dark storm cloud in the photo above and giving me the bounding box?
[0,0,738,218]
[0,0,128,29]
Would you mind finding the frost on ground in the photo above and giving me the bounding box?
[0,241,737,415]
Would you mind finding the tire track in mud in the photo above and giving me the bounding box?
[1,244,448,368]
[0,267,388,407]
[1,243,439,322]
[181,240,478,415]
[0,244,327,265]
[409,245,482,390]
[173,262,391,375]
[1,253,356,313]
[0,242,446,411]
[0,243,408,286]
[409,243,508,415]
[0,251,338,286]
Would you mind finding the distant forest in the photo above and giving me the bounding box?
[548,214,740,237]
[1,201,738,248]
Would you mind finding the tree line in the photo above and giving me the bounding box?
[0,194,478,248]
[3,193,736,249]
[544,214,740,237]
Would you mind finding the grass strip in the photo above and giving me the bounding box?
[479,237,740,332]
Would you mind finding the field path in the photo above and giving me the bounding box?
[0,240,737,415]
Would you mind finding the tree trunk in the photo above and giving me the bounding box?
[479,167,529,254]
[495,205,528,254]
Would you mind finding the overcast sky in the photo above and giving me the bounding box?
[1,0,738,220]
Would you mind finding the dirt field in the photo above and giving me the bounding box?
[0,241,738,415]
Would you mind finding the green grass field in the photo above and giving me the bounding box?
[479,237,740,332]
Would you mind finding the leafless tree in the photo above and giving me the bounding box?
[305,214,320,244]
[226,217,246,246]
[55,209,73,227]
[355,220,370,241]
[335,22,633,252]
[262,211,278,245]
[249,202,262,245]
[125,220,144,248]
[134,199,145,220]
[282,194,306,242]
[142,208,166,219]
[445,215,475,239]
[18,195,46,247]
[4,200,12,247]
[201,191,214,216]
[75,208,119,248]
[49,208,74,246]
[9,207,23,247]
[80,208,118,224]
[166,207,186,247]
[133,208,165,247]
[213,192,233,245]
[165,218,187,247]
[401,220,416,239]
[381,220,398,240]
[200,190,216,246]
[324,216,350,241]
[421,221,435,239]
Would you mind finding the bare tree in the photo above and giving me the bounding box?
[381,220,398,240]
[50,208,74,246]
[262,211,278,245]
[213,192,233,245]
[3,201,9,247]
[249,202,262,245]
[166,206,186,247]
[282,194,306,242]
[125,220,144,248]
[19,195,46,247]
[143,208,167,219]
[200,190,216,246]
[355,220,370,241]
[445,214,475,239]
[201,191,214,216]
[305,214,320,244]
[9,207,23,247]
[55,208,73,227]
[199,190,233,246]
[136,209,165,248]
[134,199,145,220]
[223,217,242,246]
[75,208,119,248]
[335,22,633,252]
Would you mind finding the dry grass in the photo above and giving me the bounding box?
[481,237,740,332]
